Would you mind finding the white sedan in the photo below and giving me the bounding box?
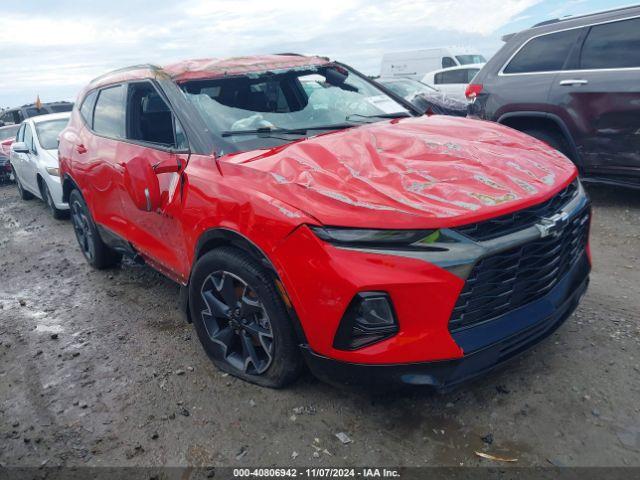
[10,112,70,218]
[421,63,484,102]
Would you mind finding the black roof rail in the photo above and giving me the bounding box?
[90,63,162,84]
[17,100,73,108]
[531,4,640,28]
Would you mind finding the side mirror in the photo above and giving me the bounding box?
[11,142,29,154]
[124,157,161,212]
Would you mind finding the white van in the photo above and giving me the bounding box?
[380,48,486,79]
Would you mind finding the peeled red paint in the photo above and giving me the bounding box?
[219,115,577,229]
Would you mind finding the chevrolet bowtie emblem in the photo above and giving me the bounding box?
[536,211,569,238]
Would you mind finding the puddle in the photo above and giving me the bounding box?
[20,307,67,334]
[35,324,63,334]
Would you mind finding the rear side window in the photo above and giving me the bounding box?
[80,90,98,127]
[580,17,640,69]
[93,85,126,138]
[504,28,582,73]
[434,68,479,84]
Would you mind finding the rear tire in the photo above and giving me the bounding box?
[41,180,67,220]
[69,189,121,269]
[14,168,34,200]
[189,247,303,388]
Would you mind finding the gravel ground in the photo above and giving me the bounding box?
[0,182,639,468]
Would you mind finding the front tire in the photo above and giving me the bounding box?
[41,180,67,220]
[69,189,121,269]
[189,247,303,388]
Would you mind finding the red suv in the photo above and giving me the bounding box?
[59,55,591,389]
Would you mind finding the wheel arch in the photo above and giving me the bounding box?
[62,173,81,203]
[194,228,277,274]
[185,227,308,343]
[497,111,581,166]
[36,173,45,195]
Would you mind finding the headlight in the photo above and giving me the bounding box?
[45,167,60,176]
[310,224,480,280]
[310,226,440,247]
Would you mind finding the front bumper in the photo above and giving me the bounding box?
[302,252,589,391]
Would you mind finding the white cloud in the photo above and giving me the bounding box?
[0,0,544,106]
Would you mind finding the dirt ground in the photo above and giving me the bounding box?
[0,181,639,469]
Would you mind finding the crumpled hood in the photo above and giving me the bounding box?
[219,116,577,229]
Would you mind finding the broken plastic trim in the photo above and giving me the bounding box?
[333,292,399,350]
[310,226,442,249]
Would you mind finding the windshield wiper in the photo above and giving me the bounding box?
[346,112,412,122]
[221,123,356,137]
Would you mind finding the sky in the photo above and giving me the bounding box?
[0,0,632,108]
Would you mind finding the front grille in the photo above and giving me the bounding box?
[449,206,590,331]
[455,181,578,241]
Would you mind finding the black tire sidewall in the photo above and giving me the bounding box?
[69,189,120,269]
[189,247,302,388]
[42,181,63,219]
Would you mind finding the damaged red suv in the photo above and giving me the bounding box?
[59,55,591,389]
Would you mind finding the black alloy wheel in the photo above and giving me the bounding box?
[200,270,274,375]
[68,189,121,269]
[190,247,303,388]
[70,196,96,262]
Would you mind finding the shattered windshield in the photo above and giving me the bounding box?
[181,64,410,152]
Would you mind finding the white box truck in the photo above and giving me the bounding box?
[380,48,486,79]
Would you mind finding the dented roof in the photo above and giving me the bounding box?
[163,55,331,82]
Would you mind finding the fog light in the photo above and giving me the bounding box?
[358,297,395,326]
[333,292,398,350]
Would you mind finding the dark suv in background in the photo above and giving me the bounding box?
[0,101,74,126]
[467,5,640,189]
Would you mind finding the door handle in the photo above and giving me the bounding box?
[559,79,588,86]
[76,144,87,154]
